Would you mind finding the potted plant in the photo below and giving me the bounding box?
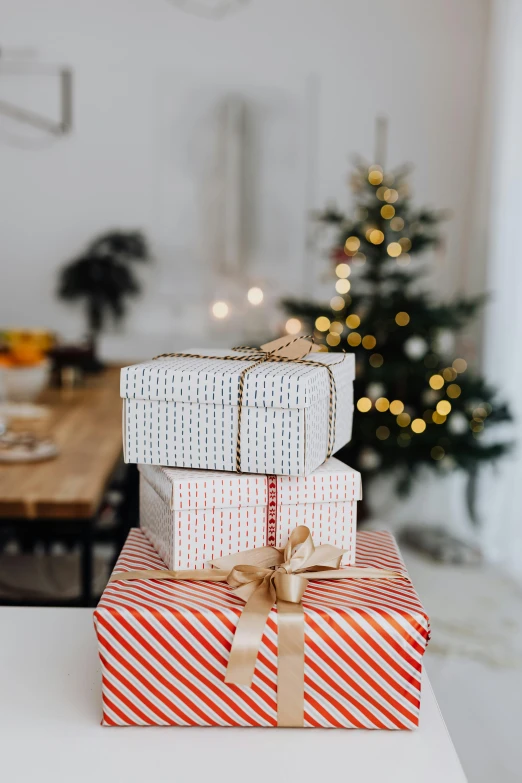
[57,230,151,369]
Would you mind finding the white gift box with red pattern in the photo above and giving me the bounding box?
[138,457,361,569]
[94,528,430,729]
[120,349,355,476]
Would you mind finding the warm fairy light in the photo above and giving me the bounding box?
[411,418,426,433]
[357,397,372,412]
[436,400,451,416]
[389,400,404,415]
[347,332,362,346]
[335,279,351,294]
[473,406,488,419]
[381,205,395,219]
[212,301,229,319]
[429,374,444,390]
[369,229,385,245]
[285,318,302,335]
[344,236,360,253]
[315,316,331,332]
[390,216,405,231]
[397,254,411,266]
[447,383,461,398]
[387,242,402,257]
[431,446,445,460]
[376,186,387,200]
[329,321,344,334]
[247,287,264,305]
[330,296,346,311]
[365,227,374,241]
[346,314,361,329]
[399,237,412,252]
[397,412,411,427]
[326,333,341,347]
[443,367,457,381]
[384,188,399,203]
[368,170,384,185]
[375,397,390,412]
[369,353,383,367]
[395,311,410,326]
[335,262,351,278]
[362,335,377,350]
[471,421,484,433]
[432,411,447,424]
[453,358,468,373]
[376,426,390,440]
[353,251,366,265]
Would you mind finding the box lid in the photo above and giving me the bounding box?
[138,457,362,511]
[121,349,355,410]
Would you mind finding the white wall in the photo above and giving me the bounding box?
[0,0,489,356]
[476,0,522,582]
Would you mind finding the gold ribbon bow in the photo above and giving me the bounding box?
[154,335,346,473]
[111,525,407,727]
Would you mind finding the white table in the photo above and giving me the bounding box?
[0,608,466,783]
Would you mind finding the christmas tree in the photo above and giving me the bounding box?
[283,146,511,504]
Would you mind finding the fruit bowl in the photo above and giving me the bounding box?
[0,360,51,402]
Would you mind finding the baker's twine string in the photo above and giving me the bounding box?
[155,335,344,473]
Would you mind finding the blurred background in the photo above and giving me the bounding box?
[0,0,521,778]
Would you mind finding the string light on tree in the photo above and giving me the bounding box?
[389,400,404,415]
[381,205,395,219]
[395,311,410,326]
[369,229,385,245]
[346,314,361,329]
[315,316,330,332]
[335,279,351,294]
[411,418,426,434]
[344,237,360,254]
[335,263,351,278]
[387,242,402,258]
[357,397,372,412]
[330,296,345,311]
[390,216,404,231]
[429,374,444,390]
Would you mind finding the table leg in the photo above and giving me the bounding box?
[80,519,94,607]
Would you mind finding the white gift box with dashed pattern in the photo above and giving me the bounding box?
[121,349,355,476]
[138,457,361,570]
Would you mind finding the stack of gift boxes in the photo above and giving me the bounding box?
[94,338,430,729]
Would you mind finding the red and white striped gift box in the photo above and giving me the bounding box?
[94,528,430,729]
[139,457,361,570]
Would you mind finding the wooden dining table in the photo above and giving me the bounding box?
[0,367,126,606]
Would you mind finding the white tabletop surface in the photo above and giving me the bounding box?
[0,608,466,783]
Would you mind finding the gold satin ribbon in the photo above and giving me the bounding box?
[110,525,407,726]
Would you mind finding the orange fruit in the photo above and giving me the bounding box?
[10,344,45,366]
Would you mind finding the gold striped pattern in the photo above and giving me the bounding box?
[155,336,343,473]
